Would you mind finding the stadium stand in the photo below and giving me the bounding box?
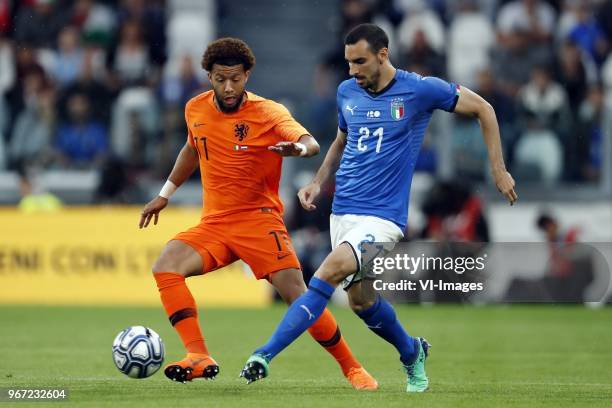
[0,0,610,222]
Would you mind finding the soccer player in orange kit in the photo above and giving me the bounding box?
[139,38,377,389]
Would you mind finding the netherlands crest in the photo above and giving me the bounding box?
[390,98,404,120]
[234,122,250,141]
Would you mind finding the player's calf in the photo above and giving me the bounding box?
[347,282,377,314]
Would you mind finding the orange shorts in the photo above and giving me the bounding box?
[172,209,300,280]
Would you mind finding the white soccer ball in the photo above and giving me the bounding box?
[112,326,164,378]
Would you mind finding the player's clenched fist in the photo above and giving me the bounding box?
[493,168,518,206]
[298,182,320,211]
[139,196,168,228]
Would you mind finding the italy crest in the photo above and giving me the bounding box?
[390,98,404,120]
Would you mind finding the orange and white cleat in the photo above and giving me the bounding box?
[164,353,219,383]
[346,367,378,390]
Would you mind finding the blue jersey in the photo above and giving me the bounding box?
[333,69,460,230]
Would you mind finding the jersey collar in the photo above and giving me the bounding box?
[365,70,398,98]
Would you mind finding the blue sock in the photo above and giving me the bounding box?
[357,295,419,366]
[254,277,335,361]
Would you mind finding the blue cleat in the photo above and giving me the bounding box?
[404,337,430,392]
[240,354,269,384]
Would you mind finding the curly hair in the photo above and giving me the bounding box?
[201,37,256,72]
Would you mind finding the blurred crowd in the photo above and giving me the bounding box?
[0,0,215,192]
[314,0,612,183]
[1,0,605,302]
[0,0,611,198]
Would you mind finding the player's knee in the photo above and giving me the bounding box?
[314,245,357,286]
[276,280,306,304]
[152,254,182,275]
[151,241,202,277]
[152,250,190,276]
[281,285,305,304]
[270,269,307,304]
[314,264,345,286]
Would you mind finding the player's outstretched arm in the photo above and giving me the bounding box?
[298,129,347,211]
[139,142,199,228]
[453,87,518,205]
[268,134,320,157]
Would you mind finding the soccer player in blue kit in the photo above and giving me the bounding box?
[240,24,518,392]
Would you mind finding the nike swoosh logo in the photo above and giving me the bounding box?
[188,357,206,364]
[194,123,205,127]
[366,322,382,329]
[277,253,291,260]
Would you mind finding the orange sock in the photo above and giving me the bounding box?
[307,308,361,375]
[154,272,209,355]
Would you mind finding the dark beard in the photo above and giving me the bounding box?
[365,72,381,93]
[215,93,244,113]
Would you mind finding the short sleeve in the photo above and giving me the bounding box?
[270,103,309,143]
[337,87,347,132]
[185,105,195,147]
[416,76,460,113]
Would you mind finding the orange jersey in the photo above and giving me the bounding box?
[185,91,308,219]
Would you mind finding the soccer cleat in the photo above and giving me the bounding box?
[239,354,269,384]
[404,337,430,392]
[345,367,378,390]
[164,353,219,383]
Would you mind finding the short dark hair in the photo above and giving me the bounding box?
[202,37,256,72]
[344,24,389,53]
[536,214,555,230]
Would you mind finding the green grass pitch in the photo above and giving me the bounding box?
[1,305,611,407]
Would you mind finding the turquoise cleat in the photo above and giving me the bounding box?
[240,354,270,384]
[404,337,430,392]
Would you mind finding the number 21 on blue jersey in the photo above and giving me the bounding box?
[357,127,384,153]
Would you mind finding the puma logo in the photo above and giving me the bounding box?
[300,305,315,320]
[345,105,357,115]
